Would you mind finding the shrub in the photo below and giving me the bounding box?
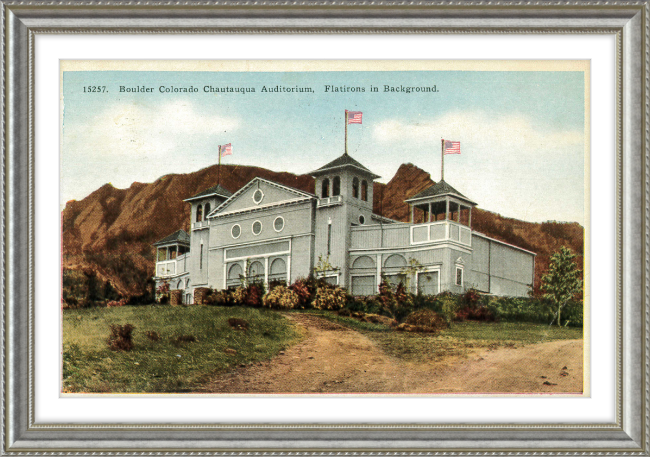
[312,287,347,310]
[403,309,447,332]
[263,285,299,310]
[206,289,234,307]
[439,294,461,324]
[232,284,264,308]
[461,288,482,309]
[156,281,170,303]
[455,305,496,322]
[106,324,135,351]
[345,295,385,315]
[485,296,550,324]
[289,278,312,308]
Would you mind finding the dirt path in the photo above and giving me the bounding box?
[201,314,584,394]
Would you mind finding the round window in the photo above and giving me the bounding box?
[359,215,365,225]
[231,224,241,239]
[252,220,263,235]
[253,189,264,204]
[274,216,285,232]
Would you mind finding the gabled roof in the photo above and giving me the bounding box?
[405,180,477,206]
[207,177,316,218]
[153,229,190,246]
[184,184,233,202]
[310,153,380,179]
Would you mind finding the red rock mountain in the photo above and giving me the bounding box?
[62,163,583,298]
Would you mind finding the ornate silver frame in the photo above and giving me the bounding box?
[3,1,648,454]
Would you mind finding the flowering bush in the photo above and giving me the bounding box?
[232,284,264,307]
[156,281,170,304]
[262,285,299,310]
[312,287,347,310]
[289,278,312,308]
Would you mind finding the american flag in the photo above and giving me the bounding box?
[347,111,363,124]
[443,140,461,155]
[220,143,232,157]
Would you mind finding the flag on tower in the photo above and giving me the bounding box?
[347,111,363,124]
[443,140,461,155]
[220,143,232,157]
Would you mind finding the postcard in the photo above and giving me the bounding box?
[60,60,588,395]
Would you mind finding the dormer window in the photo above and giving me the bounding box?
[196,205,203,222]
[361,180,368,201]
[333,177,341,196]
[352,177,359,198]
[321,179,330,198]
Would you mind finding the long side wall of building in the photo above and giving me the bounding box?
[469,234,535,297]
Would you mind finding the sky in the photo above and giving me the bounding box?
[61,69,586,225]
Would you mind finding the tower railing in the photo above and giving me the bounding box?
[317,195,343,208]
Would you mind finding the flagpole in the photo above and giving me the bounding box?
[217,145,222,187]
[441,138,445,182]
[344,109,348,156]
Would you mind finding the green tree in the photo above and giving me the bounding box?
[541,246,583,326]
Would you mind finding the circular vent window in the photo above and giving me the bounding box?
[231,224,241,239]
[253,189,264,204]
[252,220,263,235]
[274,216,285,232]
[359,215,366,225]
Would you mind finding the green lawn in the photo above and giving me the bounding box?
[62,305,302,393]
[299,309,583,362]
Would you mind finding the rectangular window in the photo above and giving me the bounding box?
[200,245,204,270]
[456,267,463,286]
[327,223,332,256]
[417,271,439,295]
[351,275,376,296]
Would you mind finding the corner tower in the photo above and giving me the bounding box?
[310,152,380,287]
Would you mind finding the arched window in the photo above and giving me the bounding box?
[352,255,376,269]
[361,180,368,201]
[332,176,341,196]
[321,179,330,198]
[352,177,359,198]
[185,279,190,289]
[196,204,203,222]
[248,261,264,281]
[204,203,211,218]
[228,263,243,280]
[270,258,287,275]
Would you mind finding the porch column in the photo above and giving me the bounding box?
[264,257,269,288]
[445,198,450,220]
[410,204,415,223]
[468,207,472,228]
[428,203,432,222]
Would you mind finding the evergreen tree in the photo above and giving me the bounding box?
[541,246,583,326]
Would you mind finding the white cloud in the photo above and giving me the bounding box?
[374,111,583,160]
[371,111,586,224]
[63,100,240,158]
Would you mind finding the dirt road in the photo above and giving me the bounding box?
[202,314,583,394]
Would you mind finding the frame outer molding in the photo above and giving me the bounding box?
[2,0,649,454]
[5,3,31,452]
